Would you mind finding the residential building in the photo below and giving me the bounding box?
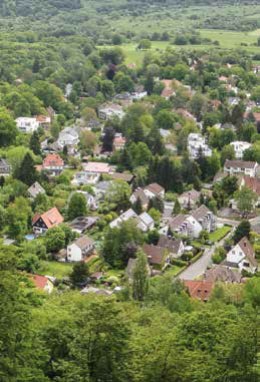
[66,235,95,262]
[130,188,149,210]
[0,158,11,177]
[178,189,201,209]
[158,236,185,258]
[98,103,125,120]
[72,162,112,185]
[187,133,212,160]
[191,205,215,233]
[32,207,64,235]
[113,134,126,151]
[57,126,79,149]
[240,176,260,203]
[27,182,45,199]
[224,160,258,178]
[204,265,242,283]
[226,237,258,274]
[109,209,137,229]
[184,280,214,302]
[169,205,215,238]
[143,244,170,269]
[160,79,175,99]
[143,183,165,199]
[42,153,64,176]
[31,275,54,294]
[137,212,155,232]
[36,115,51,129]
[230,141,252,159]
[16,117,39,133]
[69,216,99,234]
[72,171,100,186]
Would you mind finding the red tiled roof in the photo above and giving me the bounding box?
[243,176,260,195]
[32,207,64,229]
[43,154,64,168]
[31,274,48,290]
[184,280,214,301]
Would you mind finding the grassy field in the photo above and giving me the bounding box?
[100,27,260,67]
[39,261,73,279]
[209,226,231,243]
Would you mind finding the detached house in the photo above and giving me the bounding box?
[36,115,51,129]
[230,141,252,159]
[169,205,215,239]
[31,275,54,294]
[57,127,79,150]
[32,207,64,235]
[16,117,39,133]
[66,236,95,262]
[184,280,214,302]
[27,182,45,199]
[0,158,11,177]
[73,162,112,185]
[144,183,165,199]
[143,244,170,270]
[42,153,64,176]
[226,237,258,274]
[187,133,212,160]
[113,134,126,151]
[224,160,258,178]
[178,189,201,210]
[98,103,125,120]
[158,235,185,258]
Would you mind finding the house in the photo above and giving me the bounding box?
[57,127,79,149]
[160,79,175,99]
[16,117,39,133]
[226,237,258,274]
[169,214,202,238]
[184,280,214,302]
[230,141,252,159]
[158,235,185,258]
[0,158,11,177]
[42,153,64,176]
[32,207,64,235]
[27,182,45,199]
[76,191,98,210]
[98,103,125,120]
[191,205,215,233]
[187,133,212,160]
[31,274,54,294]
[137,212,155,232]
[109,209,137,229]
[69,216,99,234]
[109,172,134,184]
[144,183,165,199]
[143,243,170,269]
[178,189,201,209]
[224,160,258,178]
[36,115,51,129]
[66,235,95,262]
[169,205,215,238]
[73,162,112,185]
[204,265,242,283]
[240,176,260,202]
[130,188,149,210]
[113,134,126,151]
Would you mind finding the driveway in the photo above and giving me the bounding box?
[178,227,235,281]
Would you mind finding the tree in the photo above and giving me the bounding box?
[138,39,151,50]
[233,220,251,244]
[173,199,181,215]
[70,261,89,287]
[148,196,164,213]
[45,226,65,253]
[106,180,131,212]
[15,152,37,186]
[132,250,149,301]
[235,186,257,218]
[132,197,143,214]
[102,126,115,152]
[156,110,176,130]
[29,131,41,155]
[68,193,87,221]
[0,109,18,146]
[80,130,97,152]
[102,220,143,268]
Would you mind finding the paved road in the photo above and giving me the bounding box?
[178,226,235,281]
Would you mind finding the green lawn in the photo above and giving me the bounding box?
[39,261,73,279]
[165,265,186,277]
[209,226,232,243]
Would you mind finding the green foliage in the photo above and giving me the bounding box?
[70,261,89,287]
[132,249,149,301]
[67,193,87,221]
[45,226,65,253]
[233,220,251,244]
